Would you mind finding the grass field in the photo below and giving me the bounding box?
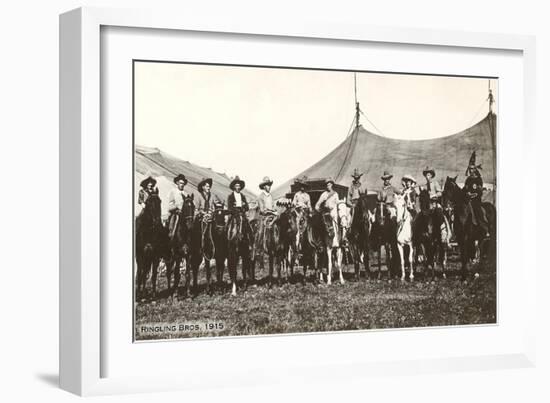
[135,252,496,341]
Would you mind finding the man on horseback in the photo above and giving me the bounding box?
[255,176,278,257]
[196,177,222,256]
[196,178,221,219]
[419,167,451,243]
[137,176,157,215]
[347,168,366,222]
[167,174,190,239]
[315,178,340,238]
[377,170,398,218]
[292,179,312,214]
[401,174,418,216]
[226,176,254,238]
[464,151,490,239]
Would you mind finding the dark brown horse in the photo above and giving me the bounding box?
[166,194,195,298]
[261,212,285,287]
[349,195,371,281]
[226,210,253,296]
[413,189,448,282]
[442,176,496,280]
[191,206,231,295]
[135,190,164,300]
[370,202,397,280]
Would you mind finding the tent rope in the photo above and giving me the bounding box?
[359,110,387,137]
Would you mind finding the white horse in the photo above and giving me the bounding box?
[393,194,415,281]
[322,201,350,285]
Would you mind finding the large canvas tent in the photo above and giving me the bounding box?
[135,145,257,219]
[273,112,496,203]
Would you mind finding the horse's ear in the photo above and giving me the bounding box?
[453,175,458,181]
[191,193,194,200]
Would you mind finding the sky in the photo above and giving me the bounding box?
[134,62,498,193]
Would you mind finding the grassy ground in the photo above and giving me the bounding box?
[135,252,496,341]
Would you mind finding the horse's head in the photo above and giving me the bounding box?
[442,175,460,205]
[181,194,195,228]
[337,202,351,230]
[393,193,409,223]
[143,191,162,225]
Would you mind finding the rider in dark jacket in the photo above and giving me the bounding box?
[464,152,490,238]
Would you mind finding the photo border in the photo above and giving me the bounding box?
[60,6,537,396]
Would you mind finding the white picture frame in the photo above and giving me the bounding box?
[59,6,537,396]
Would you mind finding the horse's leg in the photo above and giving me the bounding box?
[151,258,159,299]
[228,251,237,297]
[377,243,382,281]
[277,252,283,287]
[337,248,345,285]
[327,247,333,285]
[173,258,182,297]
[397,243,405,281]
[408,243,414,281]
[192,257,199,296]
[242,249,250,290]
[385,243,392,281]
[165,258,172,292]
[267,254,273,288]
[184,256,192,298]
[204,258,212,295]
[458,238,468,282]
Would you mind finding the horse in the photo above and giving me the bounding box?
[279,206,301,281]
[211,206,231,292]
[135,190,164,300]
[190,209,219,296]
[348,195,371,281]
[261,211,286,287]
[393,193,415,281]
[312,202,347,285]
[226,209,253,296]
[413,189,450,282]
[370,201,397,281]
[442,176,496,280]
[166,194,195,299]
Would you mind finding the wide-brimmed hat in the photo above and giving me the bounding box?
[198,177,213,192]
[422,166,436,178]
[351,168,363,180]
[402,174,416,184]
[140,176,156,189]
[258,176,274,190]
[173,174,188,185]
[381,170,393,180]
[229,176,245,190]
[325,178,335,186]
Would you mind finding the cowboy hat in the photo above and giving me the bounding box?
[422,166,436,178]
[381,170,393,180]
[229,176,245,190]
[258,176,274,190]
[351,168,363,179]
[325,178,335,186]
[173,174,188,185]
[401,174,416,184]
[140,176,156,188]
[197,177,213,192]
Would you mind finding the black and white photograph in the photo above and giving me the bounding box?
[133,61,497,341]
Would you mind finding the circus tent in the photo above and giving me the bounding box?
[272,109,497,204]
[135,145,257,218]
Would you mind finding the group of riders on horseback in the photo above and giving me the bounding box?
[135,151,495,300]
